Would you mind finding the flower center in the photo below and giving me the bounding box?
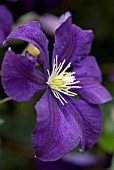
[46,56,81,105]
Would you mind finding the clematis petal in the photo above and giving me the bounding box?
[52,12,72,65]
[74,100,102,150]
[73,56,102,82]
[74,77,112,104]
[52,12,94,66]
[70,25,94,64]
[4,21,49,74]
[71,56,112,104]
[0,5,13,44]
[64,97,102,150]
[32,89,82,161]
[1,49,46,102]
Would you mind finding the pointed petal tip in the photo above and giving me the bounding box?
[8,47,11,51]
[60,11,72,23]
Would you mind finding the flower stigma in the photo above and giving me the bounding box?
[46,56,81,105]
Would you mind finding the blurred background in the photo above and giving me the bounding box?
[0,0,114,169]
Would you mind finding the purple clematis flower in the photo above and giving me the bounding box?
[1,12,112,161]
[0,5,13,45]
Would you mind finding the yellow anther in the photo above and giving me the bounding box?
[47,56,81,105]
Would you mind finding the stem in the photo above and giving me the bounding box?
[0,97,12,104]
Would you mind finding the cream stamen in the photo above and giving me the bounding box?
[46,56,81,104]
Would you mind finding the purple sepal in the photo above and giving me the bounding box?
[1,49,46,102]
[4,21,49,74]
[32,89,102,161]
[76,79,112,104]
[73,56,102,82]
[71,99,102,150]
[32,89,82,161]
[72,56,112,104]
[52,12,94,67]
[59,96,102,151]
